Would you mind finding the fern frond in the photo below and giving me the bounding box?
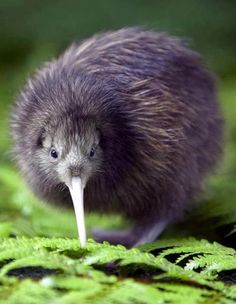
[0,237,235,303]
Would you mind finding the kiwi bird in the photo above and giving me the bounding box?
[11,28,223,247]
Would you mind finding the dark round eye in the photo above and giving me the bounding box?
[90,147,95,158]
[50,148,58,159]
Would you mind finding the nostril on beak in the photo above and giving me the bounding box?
[69,165,82,177]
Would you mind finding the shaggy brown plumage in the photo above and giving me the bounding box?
[11,28,223,247]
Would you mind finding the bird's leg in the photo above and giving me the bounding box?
[92,218,169,248]
[132,219,169,247]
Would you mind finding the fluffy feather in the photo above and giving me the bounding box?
[11,28,223,247]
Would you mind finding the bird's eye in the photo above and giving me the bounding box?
[90,147,95,158]
[50,148,58,159]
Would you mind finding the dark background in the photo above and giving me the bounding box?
[0,0,236,77]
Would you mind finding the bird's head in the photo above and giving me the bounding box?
[37,113,102,188]
[35,112,103,246]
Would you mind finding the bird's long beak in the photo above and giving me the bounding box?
[68,177,86,247]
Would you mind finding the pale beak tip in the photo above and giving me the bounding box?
[68,176,87,247]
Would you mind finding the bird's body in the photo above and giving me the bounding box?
[11,28,223,247]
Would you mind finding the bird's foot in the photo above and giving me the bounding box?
[92,219,169,248]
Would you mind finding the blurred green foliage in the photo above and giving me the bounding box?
[0,0,236,77]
